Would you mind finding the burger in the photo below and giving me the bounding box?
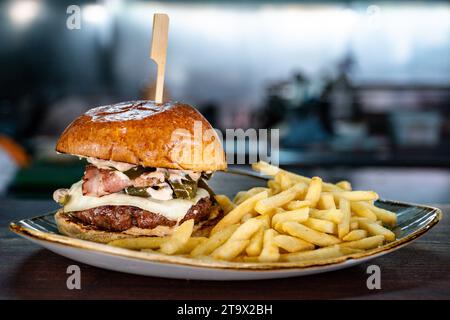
[52,100,227,243]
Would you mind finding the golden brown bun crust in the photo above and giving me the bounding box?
[56,100,227,171]
[55,210,174,243]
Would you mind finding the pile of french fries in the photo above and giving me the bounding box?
[108,161,397,264]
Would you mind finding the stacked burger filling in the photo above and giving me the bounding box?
[53,158,218,233]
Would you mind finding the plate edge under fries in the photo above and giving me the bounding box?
[9,197,442,271]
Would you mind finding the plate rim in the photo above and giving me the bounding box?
[9,203,442,272]
[14,229,404,276]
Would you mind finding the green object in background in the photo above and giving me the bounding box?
[8,160,84,199]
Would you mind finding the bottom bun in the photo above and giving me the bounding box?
[55,207,221,244]
[55,210,174,243]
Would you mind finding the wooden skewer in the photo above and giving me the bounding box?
[150,13,169,104]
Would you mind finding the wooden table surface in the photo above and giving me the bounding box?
[1,199,449,300]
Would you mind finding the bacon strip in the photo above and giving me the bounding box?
[82,165,170,197]
[82,165,132,197]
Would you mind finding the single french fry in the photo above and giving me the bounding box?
[267,180,282,194]
[280,174,294,191]
[233,191,246,205]
[342,229,368,241]
[160,219,194,254]
[273,235,314,252]
[351,201,378,221]
[252,161,280,176]
[358,220,396,242]
[245,228,264,256]
[363,203,397,226]
[242,256,259,263]
[274,172,283,183]
[108,237,165,250]
[251,161,342,193]
[211,218,262,260]
[190,224,239,257]
[272,207,309,229]
[310,209,343,224]
[336,180,352,191]
[233,187,268,205]
[214,195,235,214]
[350,221,359,230]
[241,213,254,222]
[255,182,307,215]
[176,237,207,255]
[350,217,382,225]
[211,190,268,235]
[142,238,207,256]
[282,221,341,247]
[284,200,311,210]
[255,214,271,229]
[340,235,385,250]
[318,193,336,210]
[211,240,249,261]
[258,229,280,262]
[303,218,336,234]
[304,177,322,206]
[275,172,294,191]
[228,218,263,242]
[339,247,365,255]
[332,191,379,202]
[322,184,344,192]
[338,198,351,239]
[272,210,286,233]
[280,245,344,262]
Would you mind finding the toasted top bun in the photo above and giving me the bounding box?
[56,100,227,172]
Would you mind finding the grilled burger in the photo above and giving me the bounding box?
[53,100,227,243]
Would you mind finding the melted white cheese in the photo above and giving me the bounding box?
[63,181,209,221]
[145,183,173,200]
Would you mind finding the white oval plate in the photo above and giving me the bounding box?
[10,171,442,280]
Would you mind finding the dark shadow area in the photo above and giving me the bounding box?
[6,245,448,299]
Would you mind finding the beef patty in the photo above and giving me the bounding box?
[70,197,213,231]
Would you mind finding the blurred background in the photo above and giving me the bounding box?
[0,0,449,203]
